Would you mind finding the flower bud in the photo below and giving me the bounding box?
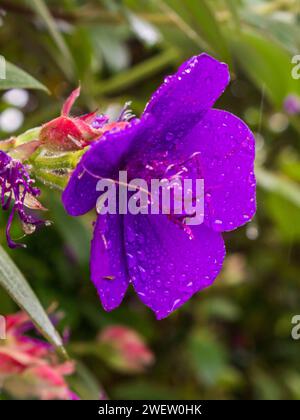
[39,87,102,151]
[98,325,154,373]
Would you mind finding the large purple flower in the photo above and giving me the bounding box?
[62,54,256,319]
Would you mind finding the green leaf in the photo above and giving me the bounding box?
[125,10,161,47]
[0,61,48,92]
[154,0,231,64]
[68,362,103,401]
[230,30,300,108]
[94,48,179,95]
[89,25,130,74]
[225,0,242,30]
[201,297,241,321]
[243,13,300,54]
[0,245,65,354]
[188,330,228,386]
[256,167,300,208]
[152,0,207,50]
[253,368,282,400]
[114,380,179,400]
[48,192,91,266]
[67,26,94,81]
[180,0,232,64]
[28,0,74,80]
[265,192,300,241]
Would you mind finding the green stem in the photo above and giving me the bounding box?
[94,48,179,96]
[30,149,85,170]
[15,127,41,146]
[33,168,69,190]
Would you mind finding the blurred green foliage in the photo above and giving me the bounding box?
[1,0,300,400]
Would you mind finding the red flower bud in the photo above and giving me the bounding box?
[39,87,102,151]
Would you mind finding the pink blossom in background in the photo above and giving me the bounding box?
[0,311,76,400]
[98,325,154,373]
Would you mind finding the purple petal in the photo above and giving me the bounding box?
[124,214,225,319]
[91,214,129,311]
[62,118,147,216]
[127,54,230,164]
[143,53,230,126]
[180,109,256,231]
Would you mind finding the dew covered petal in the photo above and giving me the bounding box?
[90,214,130,311]
[180,109,256,231]
[143,53,230,129]
[124,214,225,319]
[127,54,230,167]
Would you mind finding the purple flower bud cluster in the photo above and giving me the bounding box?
[0,150,44,248]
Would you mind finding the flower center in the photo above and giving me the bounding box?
[125,151,203,239]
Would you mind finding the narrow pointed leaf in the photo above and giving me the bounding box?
[0,61,48,92]
[230,31,300,108]
[28,0,74,79]
[256,167,300,207]
[0,245,65,353]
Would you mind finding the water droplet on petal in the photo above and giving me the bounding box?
[213,219,223,229]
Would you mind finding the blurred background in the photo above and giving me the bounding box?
[1,0,300,400]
